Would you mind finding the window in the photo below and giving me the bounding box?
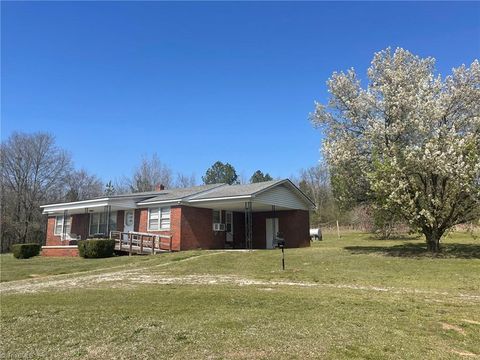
[160,207,170,230]
[89,212,117,236]
[213,210,222,224]
[148,207,171,230]
[54,215,71,236]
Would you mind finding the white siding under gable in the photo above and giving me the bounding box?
[254,184,310,210]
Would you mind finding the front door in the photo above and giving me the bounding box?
[123,210,135,241]
[265,218,279,249]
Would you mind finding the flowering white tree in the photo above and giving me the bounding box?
[312,48,480,252]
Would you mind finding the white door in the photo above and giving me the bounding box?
[265,218,279,249]
[123,210,135,241]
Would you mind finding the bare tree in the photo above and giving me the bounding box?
[112,176,132,195]
[175,172,196,188]
[298,163,338,226]
[127,153,173,192]
[64,169,103,202]
[1,132,72,251]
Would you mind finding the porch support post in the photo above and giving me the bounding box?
[106,205,111,238]
[244,201,252,250]
[63,210,68,242]
[272,205,276,247]
[84,208,89,240]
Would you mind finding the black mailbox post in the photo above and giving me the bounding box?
[276,232,285,270]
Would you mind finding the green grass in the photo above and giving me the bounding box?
[0,251,201,283]
[1,231,479,359]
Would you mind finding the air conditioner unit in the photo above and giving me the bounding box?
[213,223,226,231]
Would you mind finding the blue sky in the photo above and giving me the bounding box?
[2,2,479,184]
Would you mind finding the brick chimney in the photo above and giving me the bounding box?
[155,184,165,191]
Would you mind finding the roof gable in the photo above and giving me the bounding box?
[255,183,311,210]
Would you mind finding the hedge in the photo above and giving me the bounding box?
[77,239,115,258]
[12,243,41,259]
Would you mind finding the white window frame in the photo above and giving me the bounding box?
[148,207,171,231]
[54,215,71,236]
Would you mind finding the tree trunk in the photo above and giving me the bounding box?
[425,229,442,253]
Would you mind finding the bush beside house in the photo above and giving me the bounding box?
[77,239,115,258]
[12,244,41,259]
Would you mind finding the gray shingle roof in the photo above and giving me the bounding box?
[135,184,224,204]
[188,180,284,200]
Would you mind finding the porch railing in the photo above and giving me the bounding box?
[109,231,173,255]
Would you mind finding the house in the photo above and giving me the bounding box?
[40,179,315,256]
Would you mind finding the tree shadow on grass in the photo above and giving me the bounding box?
[344,243,480,259]
[366,234,422,242]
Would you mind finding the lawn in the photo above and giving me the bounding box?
[1,231,479,359]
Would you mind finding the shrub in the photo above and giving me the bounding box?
[77,239,115,258]
[12,243,41,259]
[77,240,86,257]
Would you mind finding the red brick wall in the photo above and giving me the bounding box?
[137,206,222,251]
[136,207,181,251]
[251,210,310,249]
[41,247,79,257]
[281,210,310,248]
[180,206,224,250]
[46,216,62,246]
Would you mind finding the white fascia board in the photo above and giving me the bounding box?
[136,199,183,206]
[42,201,110,214]
[41,198,138,214]
[40,198,109,208]
[188,195,252,203]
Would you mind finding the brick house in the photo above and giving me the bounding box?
[40,179,315,256]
